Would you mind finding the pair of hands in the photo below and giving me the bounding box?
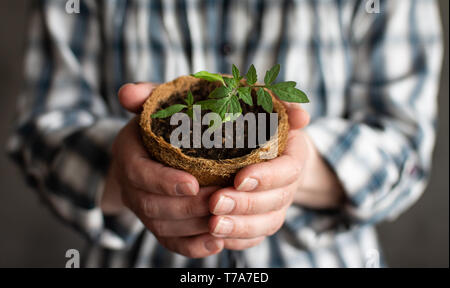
[101,82,344,258]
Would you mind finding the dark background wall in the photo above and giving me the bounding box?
[0,0,448,268]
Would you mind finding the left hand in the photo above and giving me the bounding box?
[208,103,345,250]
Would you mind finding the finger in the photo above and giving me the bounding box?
[209,209,286,239]
[224,237,265,250]
[234,130,307,191]
[145,217,210,237]
[128,158,200,196]
[142,186,220,220]
[158,234,224,258]
[119,119,199,196]
[281,102,310,130]
[118,82,158,113]
[209,186,293,216]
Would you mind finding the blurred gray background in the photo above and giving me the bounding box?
[0,0,448,268]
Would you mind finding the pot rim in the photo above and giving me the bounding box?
[140,75,289,167]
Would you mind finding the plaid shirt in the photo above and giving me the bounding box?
[8,0,443,267]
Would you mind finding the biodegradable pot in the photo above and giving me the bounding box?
[140,75,289,187]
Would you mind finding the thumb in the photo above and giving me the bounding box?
[118,82,158,113]
[282,102,310,130]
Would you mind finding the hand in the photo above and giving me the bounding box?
[208,103,345,250]
[101,83,225,258]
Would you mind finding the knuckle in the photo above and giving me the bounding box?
[142,197,158,218]
[275,189,290,210]
[182,202,195,218]
[239,220,251,238]
[158,167,175,195]
[155,181,166,195]
[261,169,274,188]
[244,196,257,215]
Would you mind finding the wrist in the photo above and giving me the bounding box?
[293,131,345,208]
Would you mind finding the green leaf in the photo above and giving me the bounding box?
[270,81,297,89]
[264,64,280,85]
[214,97,231,120]
[185,90,194,106]
[232,64,240,80]
[209,86,228,99]
[246,64,257,85]
[257,88,273,113]
[225,95,242,122]
[230,95,242,115]
[237,87,253,106]
[204,94,242,122]
[223,77,236,89]
[196,99,217,111]
[269,85,310,103]
[191,71,224,84]
[151,104,187,118]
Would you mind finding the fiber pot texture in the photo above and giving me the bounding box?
[140,75,289,187]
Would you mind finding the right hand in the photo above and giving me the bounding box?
[101,83,225,258]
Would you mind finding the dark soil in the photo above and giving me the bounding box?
[151,81,276,160]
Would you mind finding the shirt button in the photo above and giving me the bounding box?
[220,42,234,56]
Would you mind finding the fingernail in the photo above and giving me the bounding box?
[213,196,236,215]
[212,217,234,236]
[237,177,258,191]
[175,182,196,196]
[204,239,220,252]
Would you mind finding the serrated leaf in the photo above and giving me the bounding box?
[264,64,280,85]
[209,86,228,99]
[215,97,230,120]
[223,77,236,89]
[270,81,297,89]
[222,96,242,122]
[246,64,257,85]
[270,86,310,103]
[185,90,194,106]
[237,87,253,106]
[196,99,216,111]
[232,64,240,80]
[151,104,187,118]
[191,71,224,84]
[257,88,273,113]
[230,95,242,115]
